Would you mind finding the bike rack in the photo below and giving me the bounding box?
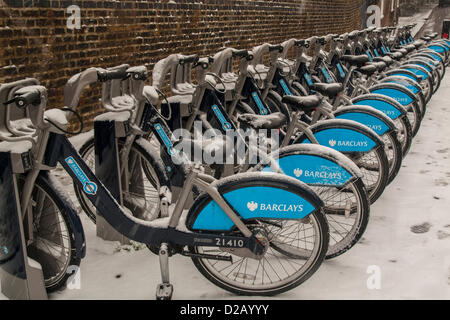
[0,147,47,300]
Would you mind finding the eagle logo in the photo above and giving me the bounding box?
[247,201,258,212]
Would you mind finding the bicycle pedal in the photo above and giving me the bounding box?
[156,283,173,300]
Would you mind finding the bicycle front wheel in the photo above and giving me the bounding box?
[18,173,80,292]
[74,137,167,223]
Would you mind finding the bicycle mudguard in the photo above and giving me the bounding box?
[38,171,86,259]
[294,119,384,153]
[381,76,421,95]
[186,173,323,232]
[399,64,432,81]
[259,144,362,187]
[333,105,396,137]
[351,94,407,120]
[368,83,417,108]
[428,44,448,54]
[385,68,422,83]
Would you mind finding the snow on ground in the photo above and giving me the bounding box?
[1,73,450,300]
[398,6,435,37]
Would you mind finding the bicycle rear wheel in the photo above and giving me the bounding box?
[189,174,329,296]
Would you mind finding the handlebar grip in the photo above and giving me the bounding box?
[97,69,128,82]
[8,90,41,108]
[317,37,326,45]
[294,39,306,47]
[193,57,211,70]
[232,49,249,58]
[179,54,199,65]
[269,44,283,53]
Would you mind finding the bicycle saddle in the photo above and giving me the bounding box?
[404,44,416,53]
[237,112,287,130]
[357,64,378,76]
[368,61,387,72]
[309,83,343,98]
[281,95,322,112]
[373,56,394,66]
[392,48,408,55]
[340,55,369,67]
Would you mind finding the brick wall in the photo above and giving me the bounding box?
[0,0,362,131]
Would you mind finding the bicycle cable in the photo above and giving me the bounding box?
[45,107,84,135]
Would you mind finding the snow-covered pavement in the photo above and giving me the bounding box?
[1,72,450,300]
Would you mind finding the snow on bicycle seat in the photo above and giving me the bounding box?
[281,95,322,112]
[357,64,378,76]
[340,55,370,67]
[393,48,408,55]
[9,118,35,134]
[309,83,343,97]
[373,56,394,66]
[237,112,287,130]
[404,44,416,53]
[247,64,269,80]
[388,51,404,60]
[368,61,387,71]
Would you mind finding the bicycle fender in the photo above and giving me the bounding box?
[186,172,322,232]
[294,119,384,153]
[333,105,396,136]
[260,144,363,187]
[351,94,407,120]
[368,83,417,107]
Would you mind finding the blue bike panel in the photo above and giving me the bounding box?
[336,63,346,78]
[353,99,402,120]
[252,92,269,115]
[321,67,332,83]
[371,88,413,106]
[403,68,428,80]
[366,51,373,61]
[304,73,313,86]
[192,186,315,231]
[429,45,446,53]
[155,123,176,155]
[303,128,377,152]
[335,112,390,135]
[279,79,292,96]
[373,49,379,57]
[211,104,232,131]
[384,80,419,94]
[389,72,419,83]
[262,154,352,186]
[429,53,443,62]
[66,156,98,195]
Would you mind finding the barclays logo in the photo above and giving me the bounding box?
[247,201,304,213]
[294,168,303,177]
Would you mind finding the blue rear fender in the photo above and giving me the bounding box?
[368,83,417,107]
[260,144,363,187]
[186,172,324,232]
[294,119,384,153]
[351,93,407,121]
[333,105,397,136]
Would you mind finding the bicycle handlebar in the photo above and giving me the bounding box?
[269,44,283,53]
[179,54,199,65]
[97,68,128,82]
[4,88,41,108]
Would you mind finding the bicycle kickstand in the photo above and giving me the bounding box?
[156,243,174,300]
